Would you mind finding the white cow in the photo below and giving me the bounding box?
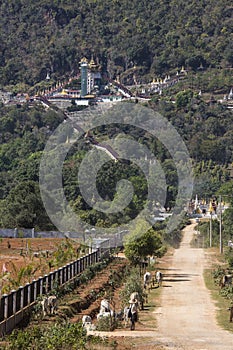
[123,306,131,327]
[82,315,92,329]
[99,299,112,313]
[82,315,92,326]
[143,271,152,289]
[97,298,114,320]
[156,270,163,287]
[97,311,114,320]
[41,295,57,318]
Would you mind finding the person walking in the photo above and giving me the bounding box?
[129,297,138,330]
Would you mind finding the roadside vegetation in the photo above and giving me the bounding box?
[204,266,233,332]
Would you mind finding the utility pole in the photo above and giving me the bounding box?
[219,195,223,254]
[209,212,212,248]
[209,199,213,248]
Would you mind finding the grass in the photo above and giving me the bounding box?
[138,287,161,327]
[204,268,233,332]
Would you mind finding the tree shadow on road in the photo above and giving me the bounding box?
[161,272,199,287]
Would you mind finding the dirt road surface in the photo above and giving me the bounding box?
[156,222,233,349]
[89,223,233,349]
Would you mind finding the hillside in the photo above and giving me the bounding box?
[0,0,232,87]
[0,1,232,234]
[0,97,232,231]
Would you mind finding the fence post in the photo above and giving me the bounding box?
[49,272,54,291]
[44,275,48,294]
[97,249,100,261]
[63,266,67,283]
[53,270,58,288]
[38,277,43,295]
[26,283,31,305]
[67,264,70,281]
[58,268,63,286]
[12,290,17,314]
[74,260,77,275]
[2,294,8,319]
[84,256,87,269]
[33,280,37,301]
[19,286,24,309]
[71,263,74,279]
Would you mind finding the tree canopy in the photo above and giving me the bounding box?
[0,0,232,87]
[124,220,164,265]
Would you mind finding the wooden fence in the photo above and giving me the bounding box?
[0,249,101,337]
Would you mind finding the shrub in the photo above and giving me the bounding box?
[120,267,145,307]
[96,316,119,332]
[5,322,88,350]
[225,247,233,268]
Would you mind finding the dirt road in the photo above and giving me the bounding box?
[156,222,233,349]
[89,223,233,349]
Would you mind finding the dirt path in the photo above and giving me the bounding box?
[88,223,233,349]
[156,222,233,349]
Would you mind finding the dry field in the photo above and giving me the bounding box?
[0,237,78,293]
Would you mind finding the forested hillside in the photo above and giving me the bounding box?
[0,0,232,87]
[0,98,232,230]
[0,1,232,233]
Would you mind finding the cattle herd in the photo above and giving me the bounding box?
[38,270,163,331]
[38,270,233,328]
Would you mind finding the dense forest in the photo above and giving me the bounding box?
[0,0,232,88]
[0,97,232,231]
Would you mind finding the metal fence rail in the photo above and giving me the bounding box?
[0,250,100,337]
[0,229,128,337]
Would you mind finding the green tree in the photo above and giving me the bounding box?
[124,220,163,266]
[0,181,54,230]
[176,90,193,108]
[217,181,233,206]
[222,208,233,241]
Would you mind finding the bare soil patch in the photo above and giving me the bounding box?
[0,237,76,292]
